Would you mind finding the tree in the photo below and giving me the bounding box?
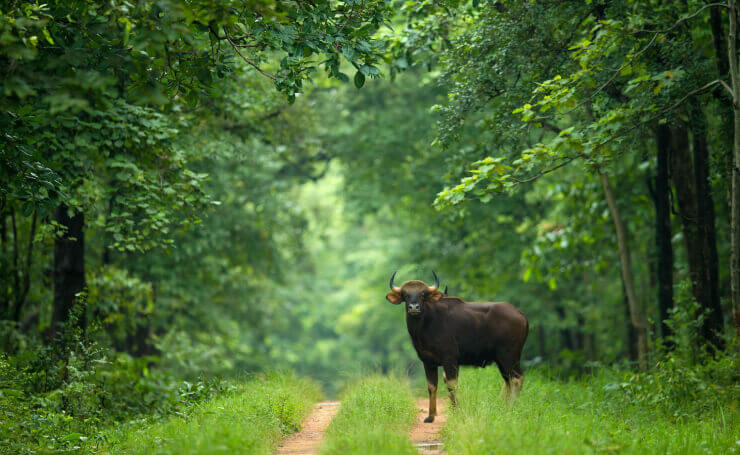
[727,0,740,333]
[652,125,674,344]
[0,0,393,338]
[418,1,730,353]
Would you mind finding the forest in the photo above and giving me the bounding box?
[0,1,738,454]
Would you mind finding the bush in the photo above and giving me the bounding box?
[0,320,226,454]
[86,266,155,356]
[606,283,739,418]
[607,349,738,418]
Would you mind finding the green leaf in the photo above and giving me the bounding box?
[359,65,381,77]
[523,268,533,282]
[42,29,54,45]
[61,433,84,442]
[354,71,365,89]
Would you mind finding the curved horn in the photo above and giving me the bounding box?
[389,271,402,293]
[428,270,439,292]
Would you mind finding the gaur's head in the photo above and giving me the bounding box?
[386,271,443,316]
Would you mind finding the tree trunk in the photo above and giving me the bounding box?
[50,204,86,337]
[622,279,638,362]
[575,314,586,352]
[583,331,595,361]
[653,126,675,346]
[711,3,730,78]
[554,304,575,351]
[126,319,158,357]
[689,101,724,348]
[729,0,740,334]
[0,209,8,318]
[669,122,724,350]
[600,172,649,370]
[537,324,546,359]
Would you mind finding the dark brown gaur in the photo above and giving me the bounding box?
[387,271,529,423]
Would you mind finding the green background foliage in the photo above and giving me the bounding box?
[1,0,738,453]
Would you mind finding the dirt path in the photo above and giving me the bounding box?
[410,398,447,454]
[274,401,340,455]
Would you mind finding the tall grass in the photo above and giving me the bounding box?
[93,371,321,455]
[320,375,418,455]
[442,368,738,455]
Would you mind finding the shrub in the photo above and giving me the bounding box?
[0,320,226,454]
[604,282,738,418]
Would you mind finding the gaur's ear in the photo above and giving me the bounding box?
[386,292,403,305]
[428,291,443,303]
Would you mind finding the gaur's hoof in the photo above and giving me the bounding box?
[424,416,435,423]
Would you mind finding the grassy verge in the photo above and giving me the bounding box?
[442,368,738,455]
[92,371,321,455]
[320,375,418,455]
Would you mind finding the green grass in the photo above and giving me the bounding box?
[320,375,418,455]
[442,368,739,455]
[93,372,321,455]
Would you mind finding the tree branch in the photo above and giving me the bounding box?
[634,3,729,34]
[540,121,562,134]
[511,155,582,184]
[224,31,277,81]
[719,78,735,99]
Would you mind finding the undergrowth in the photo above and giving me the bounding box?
[0,318,226,455]
[442,363,738,455]
[94,371,320,455]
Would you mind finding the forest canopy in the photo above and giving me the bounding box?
[1,0,738,453]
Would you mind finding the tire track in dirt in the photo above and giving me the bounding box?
[410,398,446,454]
[275,401,340,455]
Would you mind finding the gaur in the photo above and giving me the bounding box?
[386,271,529,423]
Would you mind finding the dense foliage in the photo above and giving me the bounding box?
[1,0,738,453]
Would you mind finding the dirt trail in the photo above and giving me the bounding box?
[275,401,340,455]
[410,398,447,454]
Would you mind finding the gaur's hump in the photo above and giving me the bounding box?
[440,296,465,305]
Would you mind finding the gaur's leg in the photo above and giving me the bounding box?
[496,345,525,402]
[509,361,524,399]
[442,363,459,407]
[423,362,438,423]
[496,364,512,400]
[499,380,511,399]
